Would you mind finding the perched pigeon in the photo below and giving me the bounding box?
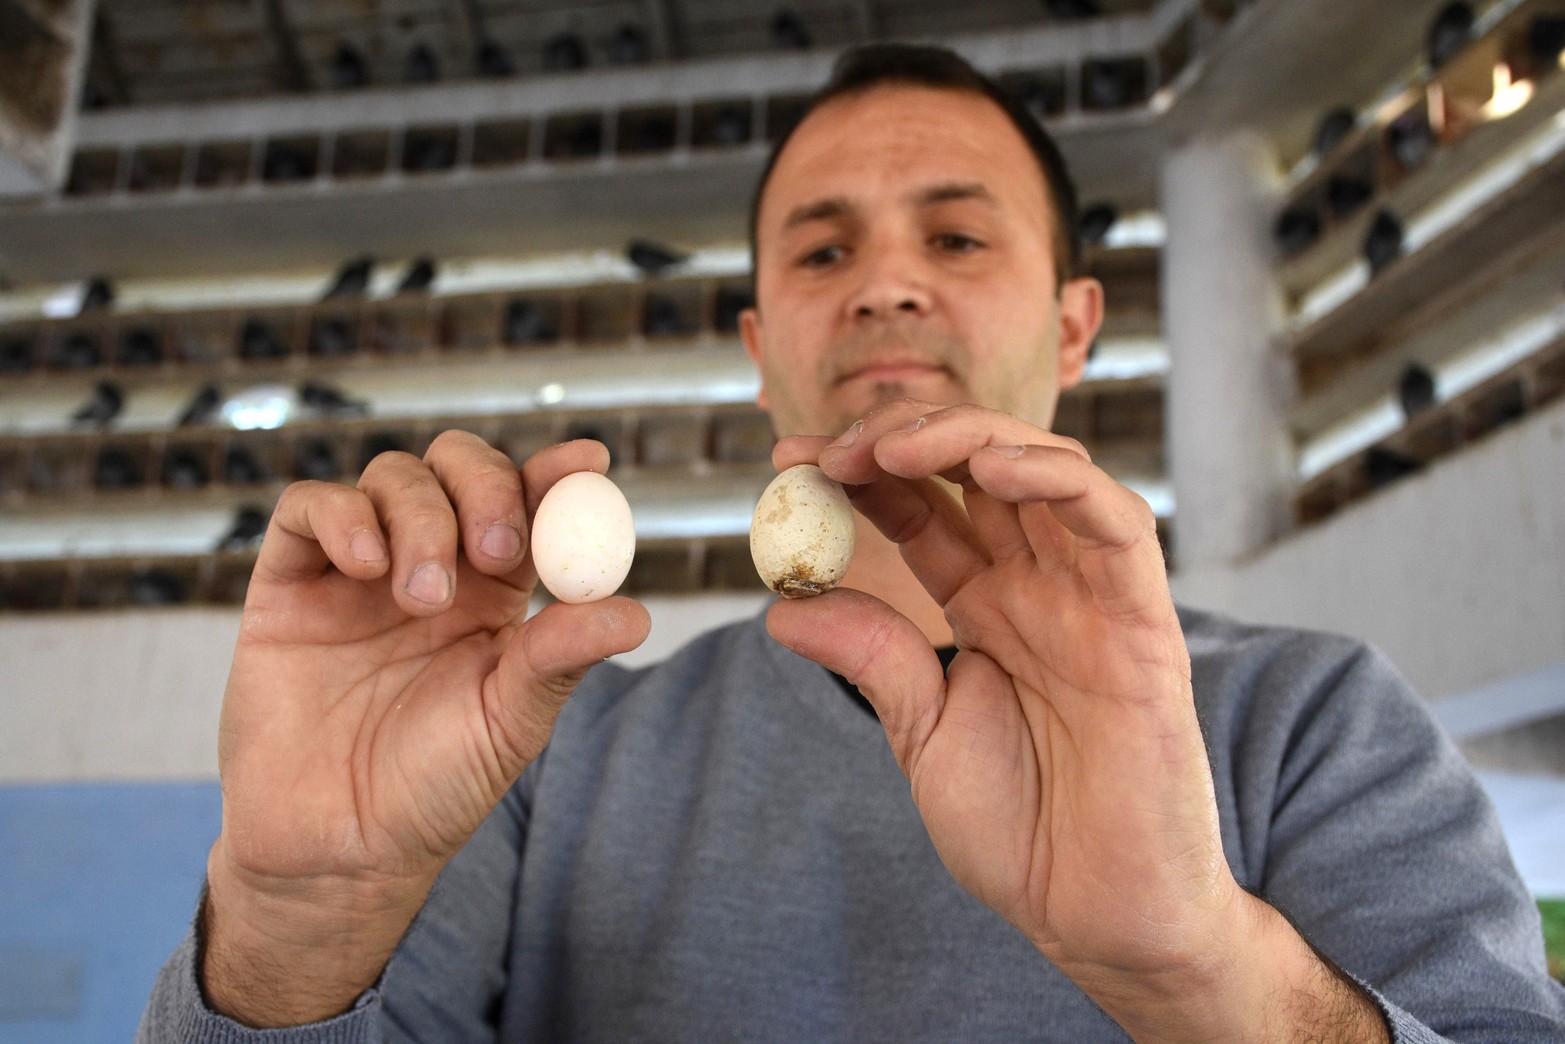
[397,257,437,294]
[323,257,374,300]
[0,337,32,372]
[80,277,114,313]
[178,384,223,427]
[611,24,651,65]
[72,381,124,427]
[51,331,101,368]
[309,317,357,357]
[1325,175,1373,218]
[1312,107,1357,158]
[239,318,288,361]
[405,43,440,84]
[330,41,369,89]
[116,327,162,366]
[1398,364,1438,420]
[161,448,210,489]
[1428,2,1475,70]
[1274,205,1322,257]
[708,106,750,146]
[643,294,693,337]
[627,239,689,277]
[1386,111,1436,172]
[93,446,143,489]
[1363,209,1404,276]
[1082,60,1131,110]
[503,298,558,345]
[770,9,812,49]
[223,445,268,485]
[218,506,270,550]
[476,39,514,78]
[299,381,370,418]
[293,438,343,481]
[130,569,185,606]
[1363,447,1421,490]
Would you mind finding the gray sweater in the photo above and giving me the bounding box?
[140,606,1565,1042]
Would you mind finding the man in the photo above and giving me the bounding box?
[141,44,1564,1040]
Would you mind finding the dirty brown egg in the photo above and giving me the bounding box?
[530,471,636,604]
[750,464,855,598]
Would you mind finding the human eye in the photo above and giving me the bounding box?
[932,232,984,254]
[798,243,847,268]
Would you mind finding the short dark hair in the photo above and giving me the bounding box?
[747,43,1083,290]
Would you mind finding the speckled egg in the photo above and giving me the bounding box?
[530,471,635,604]
[750,464,855,598]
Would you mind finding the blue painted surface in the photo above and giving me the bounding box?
[0,782,220,1044]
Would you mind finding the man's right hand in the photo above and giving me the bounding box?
[200,431,650,1027]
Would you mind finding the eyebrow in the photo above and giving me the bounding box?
[780,182,999,233]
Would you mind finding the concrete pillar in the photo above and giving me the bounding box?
[1159,130,1294,570]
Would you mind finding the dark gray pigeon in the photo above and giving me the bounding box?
[627,239,689,277]
[178,384,223,427]
[72,381,124,427]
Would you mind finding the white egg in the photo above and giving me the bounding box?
[750,464,855,598]
[530,471,636,604]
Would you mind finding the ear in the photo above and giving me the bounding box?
[1056,277,1104,392]
[739,306,770,410]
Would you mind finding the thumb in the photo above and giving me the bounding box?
[489,595,651,774]
[766,588,945,777]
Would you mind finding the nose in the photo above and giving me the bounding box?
[846,241,934,321]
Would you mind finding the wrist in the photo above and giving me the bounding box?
[199,841,432,1027]
[1050,890,1388,1044]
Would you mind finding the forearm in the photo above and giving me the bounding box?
[1061,892,1390,1044]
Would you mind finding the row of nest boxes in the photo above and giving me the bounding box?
[0,383,1168,503]
[58,49,1184,200]
[0,538,773,612]
[1273,0,1565,276]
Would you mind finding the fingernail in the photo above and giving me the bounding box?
[989,444,1026,458]
[828,421,863,449]
[407,562,451,605]
[898,415,928,434]
[350,529,386,562]
[480,522,521,560]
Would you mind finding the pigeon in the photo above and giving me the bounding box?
[708,106,750,146]
[218,506,270,550]
[323,257,373,299]
[299,381,370,418]
[116,327,162,366]
[161,448,210,489]
[405,42,440,84]
[1274,205,1322,257]
[1325,175,1373,218]
[503,298,558,345]
[239,318,288,361]
[330,41,370,89]
[1363,447,1421,490]
[1044,0,1103,17]
[627,239,689,277]
[72,381,124,427]
[1082,60,1131,110]
[223,446,268,485]
[1386,112,1436,173]
[610,24,651,65]
[770,9,812,49]
[309,317,357,357]
[51,331,101,369]
[543,33,587,72]
[178,384,223,427]
[93,446,143,489]
[1428,2,1475,70]
[475,39,514,78]
[1398,364,1438,420]
[0,336,32,372]
[130,569,186,606]
[1079,203,1118,245]
[643,294,692,337]
[1363,209,1404,276]
[293,438,343,481]
[397,257,437,294]
[713,286,754,333]
[80,277,114,313]
[1312,107,1357,158]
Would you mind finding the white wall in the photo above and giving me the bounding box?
[3,398,1561,783]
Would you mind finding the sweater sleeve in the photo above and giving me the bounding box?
[1237,640,1565,1041]
[136,781,532,1043]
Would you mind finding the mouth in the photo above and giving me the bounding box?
[836,359,952,386]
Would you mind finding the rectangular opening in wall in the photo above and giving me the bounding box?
[0,562,71,611]
[472,118,532,167]
[332,129,391,179]
[262,135,320,183]
[498,294,564,347]
[45,324,104,369]
[712,283,753,335]
[576,286,636,344]
[641,285,703,339]
[1080,56,1150,112]
[626,544,697,594]
[497,420,559,468]
[543,112,604,162]
[692,99,753,149]
[371,300,437,355]
[0,325,40,373]
[637,412,708,468]
[65,148,120,196]
[307,310,360,359]
[999,68,1067,120]
[194,140,253,188]
[710,410,774,465]
[403,125,459,173]
[704,540,765,592]
[617,105,679,155]
[436,296,499,352]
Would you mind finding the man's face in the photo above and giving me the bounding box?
[741,84,1103,439]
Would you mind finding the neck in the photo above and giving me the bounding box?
[838,512,954,648]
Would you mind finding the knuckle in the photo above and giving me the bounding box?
[424,428,480,462]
